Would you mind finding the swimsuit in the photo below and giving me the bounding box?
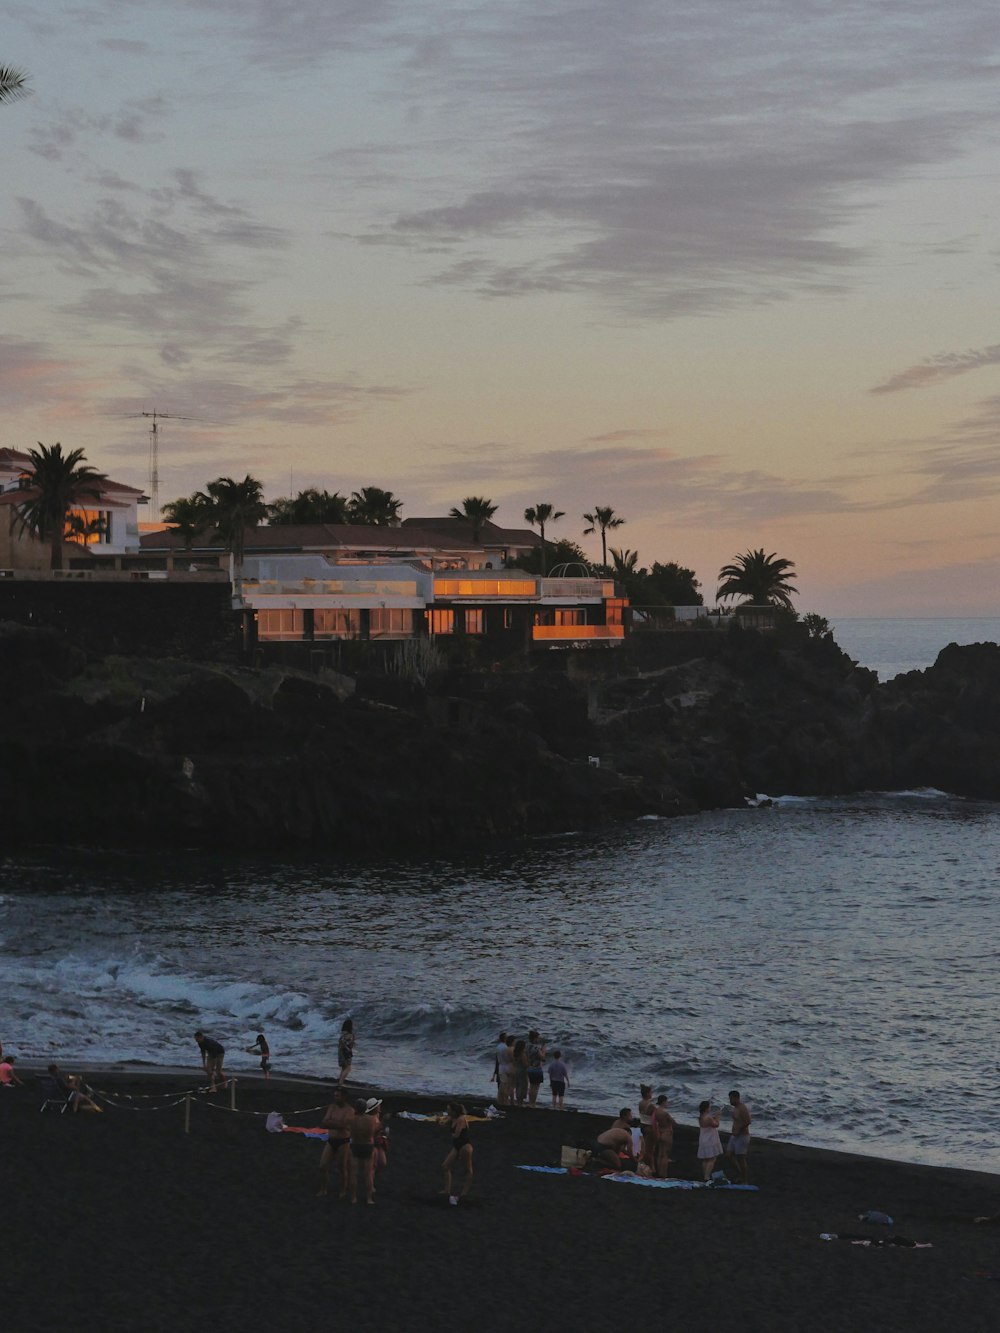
[452,1127,471,1151]
[327,1134,351,1151]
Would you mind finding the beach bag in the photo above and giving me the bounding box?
[561,1145,590,1169]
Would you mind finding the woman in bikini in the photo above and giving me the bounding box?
[652,1094,676,1179]
[441,1102,473,1203]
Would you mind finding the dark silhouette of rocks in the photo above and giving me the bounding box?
[1,620,996,854]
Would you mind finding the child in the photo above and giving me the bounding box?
[246,1032,271,1079]
[547,1048,569,1110]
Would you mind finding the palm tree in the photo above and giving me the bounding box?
[609,547,644,600]
[348,486,403,527]
[716,549,798,608]
[448,496,498,543]
[582,505,625,571]
[197,475,268,577]
[161,494,212,551]
[14,443,106,570]
[523,502,565,576]
[269,488,350,525]
[0,66,28,104]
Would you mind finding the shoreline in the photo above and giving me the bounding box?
[11,1061,999,1180]
[5,1066,1000,1331]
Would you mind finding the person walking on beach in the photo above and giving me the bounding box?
[652,1094,676,1179]
[348,1097,378,1205]
[697,1099,724,1181]
[726,1089,752,1183]
[318,1088,355,1198]
[547,1049,569,1110]
[194,1031,228,1092]
[498,1035,516,1105]
[338,1019,355,1086]
[591,1109,635,1172]
[526,1030,546,1107]
[441,1102,473,1204]
[246,1032,271,1080]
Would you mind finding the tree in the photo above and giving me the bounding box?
[14,443,105,570]
[509,537,587,576]
[609,547,643,600]
[582,505,625,570]
[196,475,268,574]
[802,612,830,640]
[646,561,702,606]
[716,549,798,608]
[448,496,498,543]
[269,488,350,525]
[0,66,28,105]
[161,494,212,550]
[523,502,565,575]
[348,486,403,527]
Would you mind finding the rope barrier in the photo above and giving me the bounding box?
[93,1090,189,1112]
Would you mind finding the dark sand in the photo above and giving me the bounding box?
[3,1069,999,1332]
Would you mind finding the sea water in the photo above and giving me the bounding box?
[3,790,998,1170]
[831,616,1000,680]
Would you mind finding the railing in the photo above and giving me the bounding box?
[532,624,625,641]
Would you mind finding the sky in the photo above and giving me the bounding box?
[2,0,999,616]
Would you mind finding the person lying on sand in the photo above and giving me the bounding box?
[591,1109,635,1171]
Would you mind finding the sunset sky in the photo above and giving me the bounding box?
[3,1,999,615]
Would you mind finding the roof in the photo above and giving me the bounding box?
[140,523,488,554]
[0,447,34,469]
[401,517,539,546]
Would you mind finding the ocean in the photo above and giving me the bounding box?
[3,618,997,1171]
[831,615,1000,680]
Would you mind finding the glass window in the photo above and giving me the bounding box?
[370,608,411,637]
[313,609,361,638]
[257,609,305,640]
[464,608,484,634]
[429,608,454,636]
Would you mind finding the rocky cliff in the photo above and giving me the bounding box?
[1,621,997,854]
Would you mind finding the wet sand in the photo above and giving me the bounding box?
[3,1068,999,1332]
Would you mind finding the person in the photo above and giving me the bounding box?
[637,1084,655,1166]
[491,1031,507,1102]
[194,1031,227,1091]
[697,1099,724,1181]
[652,1094,676,1178]
[726,1089,752,1183]
[338,1019,355,1087]
[512,1038,528,1105]
[591,1109,635,1171]
[349,1097,378,1205]
[372,1103,391,1191]
[441,1102,473,1203]
[318,1087,355,1198]
[246,1032,271,1080]
[526,1030,547,1107]
[497,1035,516,1105]
[0,1054,23,1087]
[47,1064,102,1114]
[547,1049,569,1110]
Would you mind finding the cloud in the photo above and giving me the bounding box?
[870,343,1000,393]
[0,336,101,417]
[27,97,169,161]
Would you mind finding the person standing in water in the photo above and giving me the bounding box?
[547,1049,569,1110]
[441,1102,473,1204]
[526,1030,547,1107]
[337,1019,354,1086]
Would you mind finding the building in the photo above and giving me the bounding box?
[0,448,148,571]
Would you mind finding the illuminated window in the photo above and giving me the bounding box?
[313,609,361,638]
[555,609,586,626]
[465,608,484,634]
[257,609,305,640]
[435,578,535,597]
[429,608,454,635]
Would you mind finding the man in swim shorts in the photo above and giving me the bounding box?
[194,1030,227,1092]
[591,1109,635,1171]
[349,1097,378,1205]
[726,1089,752,1183]
[526,1029,547,1106]
[318,1087,355,1197]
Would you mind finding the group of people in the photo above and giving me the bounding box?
[492,1030,569,1109]
[316,1088,473,1206]
[192,1018,354,1092]
[591,1088,752,1183]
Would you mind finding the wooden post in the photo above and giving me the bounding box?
[184,1092,191,1135]
[230,1078,237,1113]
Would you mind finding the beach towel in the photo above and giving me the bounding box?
[516,1165,570,1174]
[603,1174,759,1192]
[281,1125,328,1140]
[397,1111,497,1124]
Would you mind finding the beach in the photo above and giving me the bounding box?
[3,1068,999,1332]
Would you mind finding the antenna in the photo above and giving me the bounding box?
[123,409,205,523]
